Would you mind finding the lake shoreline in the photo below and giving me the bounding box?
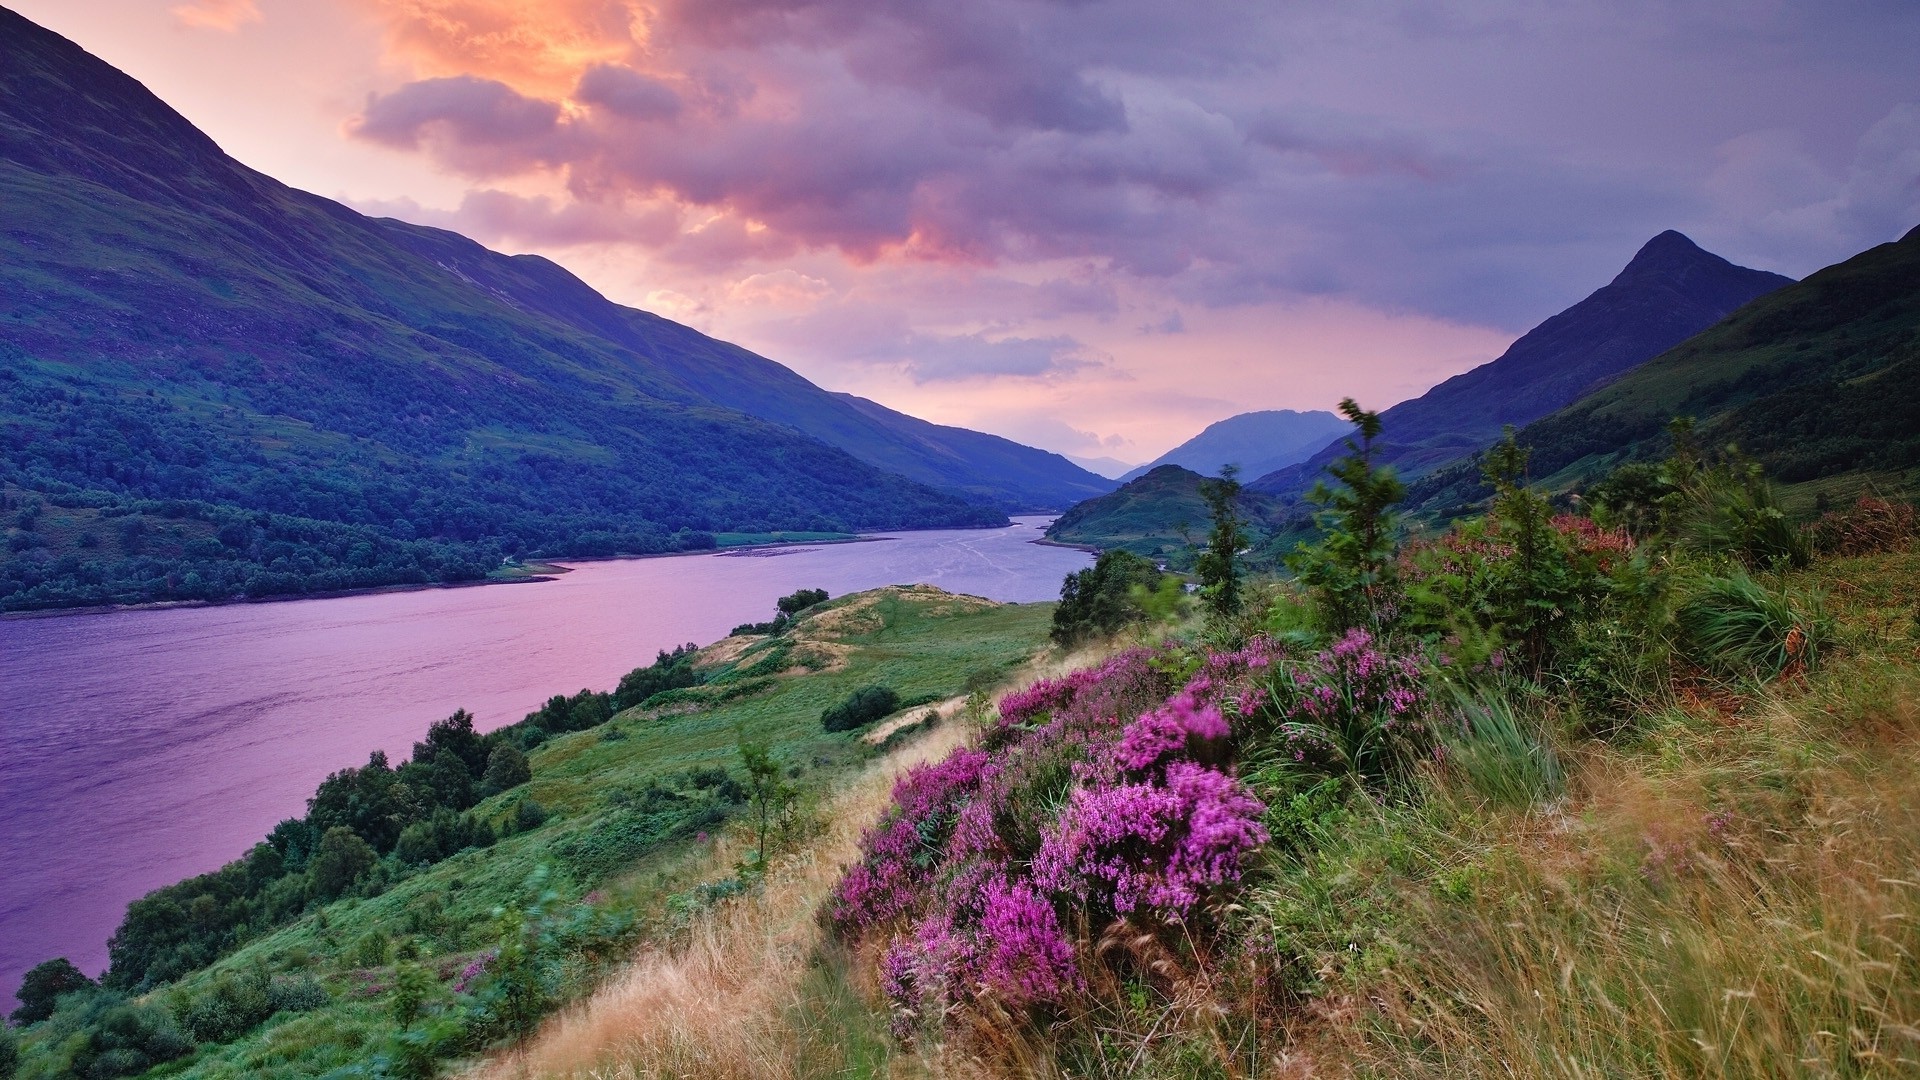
[0,534,917,621]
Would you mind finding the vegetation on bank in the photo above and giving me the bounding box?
[456,401,1920,1079]
[2,585,1051,1079]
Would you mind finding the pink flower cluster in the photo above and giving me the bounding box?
[1254,628,1432,783]
[831,748,992,929]
[1034,763,1267,914]
[1114,693,1229,772]
[840,641,1280,1035]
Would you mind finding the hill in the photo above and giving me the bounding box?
[1408,224,1920,515]
[1118,409,1350,483]
[1,584,1057,1076]
[1249,231,1793,501]
[1044,464,1283,566]
[0,10,1111,610]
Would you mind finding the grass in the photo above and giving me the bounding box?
[452,550,1920,1080]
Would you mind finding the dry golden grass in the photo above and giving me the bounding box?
[463,722,972,1080]
[1315,665,1920,1079]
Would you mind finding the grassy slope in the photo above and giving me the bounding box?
[7,587,1051,1079]
[475,550,1920,1078]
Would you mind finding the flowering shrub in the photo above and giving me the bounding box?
[835,640,1287,1038]
[1255,628,1432,789]
[1034,762,1267,914]
[831,749,992,930]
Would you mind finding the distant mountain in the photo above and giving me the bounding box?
[1045,465,1284,566]
[1120,410,1350,483]
[0,10,1111,609]
[1065,454,1138,480]
[1405,223,1920,515]
[1249,232,1794,500]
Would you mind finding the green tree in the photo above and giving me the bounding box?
[1287,398,1407,631]
[481,743,532,794]
[307,827,377,901]
[10,957,94,1025]
[390,962,435,1027]
[736,731,795,865]
[1051,549,1165,646]
[820,685,900,732]
[1194,465,1249,627]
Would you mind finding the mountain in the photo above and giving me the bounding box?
[1404,223,1920,513]
[1044,464,1284,566]
[1120,409,1350,483]
[0,10,1111,609]
[1248,232,1794,500]
[1065,454,1138,480]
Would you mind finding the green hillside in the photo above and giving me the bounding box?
[1044,464,1285,566]
[0,11,1114,610]
[1409,224,1920,516]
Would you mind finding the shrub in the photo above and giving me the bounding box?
[1249,628,1433,792]
[1676,570,1829,680]
[1810,495,1917,556]
[1050,549,1164,647]
[481,743,532,793]
[821,684,900,732]
[10,957,94,1025]
[514,797,549,832]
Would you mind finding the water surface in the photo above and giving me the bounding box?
[0,517,1090,1003]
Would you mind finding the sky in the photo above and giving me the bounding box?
[14,1,1920,470]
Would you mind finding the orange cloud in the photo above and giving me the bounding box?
[170,0,262,32]
[357,0,640,96]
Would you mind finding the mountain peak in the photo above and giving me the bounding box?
[1612,230,1714,281]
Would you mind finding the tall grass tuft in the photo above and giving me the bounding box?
[1438,683,1562,807]
[1676,570,1829,680]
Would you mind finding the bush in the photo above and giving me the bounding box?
[1676,570,1829,680]
[1810,495,1917,556]
[481,743,532,793]
[10,957,94,1025]
[308,826,378,901]
[1050,549,1164,647]
[821,685,900,732]
[514,797,549,832]
[177,969,273,1043]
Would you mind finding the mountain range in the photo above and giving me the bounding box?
[1049,231,1808,556]
[0,8,1112,610]
[1406,222,1920,516]
[1247,231,1793,500]
[1119,410,1351,483]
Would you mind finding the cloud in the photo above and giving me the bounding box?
[894,332,1097,383]
[170,0,261,32]
[575,63,682,120]
[351,76,567,176]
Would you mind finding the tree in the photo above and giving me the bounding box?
[1195,465,1250,627]
[736,731,795,865]
[411,709,486,777]
[308,827,377,901]
[776,587,829,617]
[1051,550,1164,646]
[1287,399,1406,631]
[10,957,94,1025]
[820,685,900,732]
[481,743,532,794]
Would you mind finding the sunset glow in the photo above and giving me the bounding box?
[19,0,1918,463]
